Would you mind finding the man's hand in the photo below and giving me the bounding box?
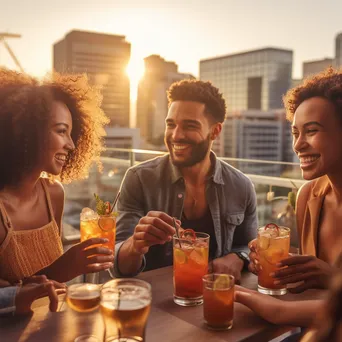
[212,253,244,284]
[43,238,114,282]
[15,275,66,314]
[271,255,335,293]
[131,211,177,255]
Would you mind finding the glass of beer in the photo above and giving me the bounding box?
[66,283,101,342]
[100,278,152,342]
[173,231,209,306]
[257,224,290,295]
[203,274,235,330]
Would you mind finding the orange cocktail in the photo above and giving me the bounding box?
[80,208,116,252]
[257,224,290,295]
[203,274,234,330]
[173,231,209,306]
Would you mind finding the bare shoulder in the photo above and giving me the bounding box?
[42,178,65,217]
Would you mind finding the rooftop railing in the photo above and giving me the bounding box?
[62,148,305,248]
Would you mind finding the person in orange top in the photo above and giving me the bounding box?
[249,68,342,293]
[0,68,113,284]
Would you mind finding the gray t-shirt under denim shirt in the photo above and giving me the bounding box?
[113,152,258,277]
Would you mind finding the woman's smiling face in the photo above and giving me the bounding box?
[292,96,342,180]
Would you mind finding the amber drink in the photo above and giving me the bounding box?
[257,224,290,295]
[101,279,151,342]
[173,231,209,306]
[203,274,234,330]
[80,208,116,251]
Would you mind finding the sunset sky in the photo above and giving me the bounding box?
[1,0,342,98]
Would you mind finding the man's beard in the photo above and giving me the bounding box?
[167,135,211,167]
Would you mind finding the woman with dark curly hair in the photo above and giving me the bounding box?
[0,68,113,284]
[249,68,342,293]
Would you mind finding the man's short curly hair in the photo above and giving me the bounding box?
[0,68,109,189]
[283,67,342,122]
[167,79,226,123]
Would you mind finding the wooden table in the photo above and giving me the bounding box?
[0,267,323,342]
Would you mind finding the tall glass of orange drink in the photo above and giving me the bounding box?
[80,209,116,252]
[173,231,209,306]
[257,224,290,295]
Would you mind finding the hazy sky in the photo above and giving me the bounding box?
[1,0,342,81]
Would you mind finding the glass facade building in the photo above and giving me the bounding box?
[200,48,293,112]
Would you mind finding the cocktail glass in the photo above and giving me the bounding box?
[257,225,290,295]
[100,278,152,342]
[173,232,209,306]
[80,208,116,281]
[66,283,101,342]
[202,274,235,330]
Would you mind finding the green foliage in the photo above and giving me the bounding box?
[94,193,106,215]
[288,191,296,210]
[93,193,119,216]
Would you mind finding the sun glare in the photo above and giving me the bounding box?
[126,58,145,101]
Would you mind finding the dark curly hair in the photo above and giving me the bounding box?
[0,68,109,190]
[167,79,226,123]
[283,67,342,123]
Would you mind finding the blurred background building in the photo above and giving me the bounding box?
[335,32,342,68]
[303,57,334,78]
[200,47,293,112]
[136,55,194,148]
[53,30,131,127]
[212,110,295,176]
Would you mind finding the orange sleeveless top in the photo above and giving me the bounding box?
[0,178,63,283]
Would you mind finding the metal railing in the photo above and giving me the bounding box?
[62,148,305,246]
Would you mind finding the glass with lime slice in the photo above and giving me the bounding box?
[202,273,235,330]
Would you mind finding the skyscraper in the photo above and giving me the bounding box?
[136,55,193,146]
[303,58,333,78]
[335,32,342,68]
[213,110,296,176]
[200,48,293,112]
[53,30,131,127]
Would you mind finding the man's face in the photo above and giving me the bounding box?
[164,101,216,167]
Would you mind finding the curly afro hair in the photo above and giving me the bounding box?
[283,67,342,122]
[0,68,109,190]
[167,79,226,123]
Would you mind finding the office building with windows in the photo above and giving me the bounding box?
[137,55,193,146]
[213,110,296,176]
[200,47,293,112]
[53,30,131,127]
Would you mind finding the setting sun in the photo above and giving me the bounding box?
[126,58,145,101]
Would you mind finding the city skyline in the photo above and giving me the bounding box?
[1,0,342,85]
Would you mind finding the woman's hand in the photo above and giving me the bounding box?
[15,275,66,314]
[271,255,335,293]
[39,238,114,282]
[234,285,284,324]
[248,239,261,275]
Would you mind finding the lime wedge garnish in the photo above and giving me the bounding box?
[98,216,115,232]
[213,274,231,290]
[174,248,187,264]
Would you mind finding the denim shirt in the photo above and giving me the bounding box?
[114,152,258,276]
[0,286,17,315]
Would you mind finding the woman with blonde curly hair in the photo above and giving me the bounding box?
[0,68,113,284]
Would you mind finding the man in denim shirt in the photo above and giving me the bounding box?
[114,80,257,282]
